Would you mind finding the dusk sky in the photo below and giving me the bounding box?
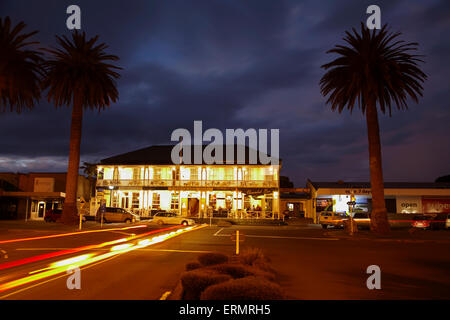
[0,0,449,187]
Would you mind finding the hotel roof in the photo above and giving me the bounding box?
[100,145,279,166]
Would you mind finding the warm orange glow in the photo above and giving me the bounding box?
[0,225,207,294]
[0,224,148,245]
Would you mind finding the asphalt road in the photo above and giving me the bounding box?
[0,222,449,299]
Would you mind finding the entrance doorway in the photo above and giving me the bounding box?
[188,198,199,217]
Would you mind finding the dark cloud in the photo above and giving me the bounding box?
[0,0,449,185]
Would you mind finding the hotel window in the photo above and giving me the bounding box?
[132,168,140,181]
[152,193,161,209]
[111,191,119,207]
[190,168,197,180]
[132,192,140,209]
[154,168,161,180]
[180,167,190,180]
[121,193,129,208]
[209,193,217,208]
[225,168,234,180]
[171,193,179,210]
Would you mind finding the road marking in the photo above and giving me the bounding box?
[0,255,120,300]
[245,235,339,241]
[0,225,148,244]
[212,228,338,241]
[108,231,136,236]
[17,248,212,254]
[159,291,171,300]
[139,249,212,253]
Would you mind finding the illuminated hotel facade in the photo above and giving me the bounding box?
[95,145,280,218]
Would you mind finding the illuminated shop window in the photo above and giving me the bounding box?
[171,193,179,210]
[152,193,161,209]
[132,192,140,209]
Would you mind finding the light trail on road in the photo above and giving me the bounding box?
[0,225,181,271]
[0,225,207,295]
[0,224,148,245]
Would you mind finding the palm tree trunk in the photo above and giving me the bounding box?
[61,95,83,225]
[366,100,390,234]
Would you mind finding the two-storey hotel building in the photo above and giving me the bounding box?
[95,145,280,218]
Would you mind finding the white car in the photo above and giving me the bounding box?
[152,212,195,226]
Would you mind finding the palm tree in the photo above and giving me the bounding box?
[0,16,43,112]
[42,32,121,225]
[320,24,426,234]
[81,161,98,198]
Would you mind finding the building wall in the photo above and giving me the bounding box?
[0,173,91,220]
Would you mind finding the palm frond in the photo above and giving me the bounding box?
[42,31,122,111]
[320,23,427,116]
[0,16,43,113]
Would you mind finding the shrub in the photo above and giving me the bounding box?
[181,270,231,300]
[200,276,284,300]
[239,247,267,266]
[185,261,201,271]
[197,252,228,266]
[207,263,254,279]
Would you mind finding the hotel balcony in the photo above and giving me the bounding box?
[96,179,278,189]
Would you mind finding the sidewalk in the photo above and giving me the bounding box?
[324,228,450,243]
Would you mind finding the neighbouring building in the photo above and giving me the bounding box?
[279,188,311,218]
[0,172,90,220]
[95,145,281,218]
[306,180,450,223]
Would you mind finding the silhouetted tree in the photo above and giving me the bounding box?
[0,16,43,112]
[320,24,427,234]
[435,175,450,183]
[42,32,121,225]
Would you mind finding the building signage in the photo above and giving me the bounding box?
[396,197,422,214]
[33,178,55,193]
[422,198,450,214]
[344,189,371,195]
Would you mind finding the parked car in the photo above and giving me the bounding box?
[151,212,195,226]
[96,207,138,223]
[412,214,447,230]
[44,208,86,223]
[319,211,348,229]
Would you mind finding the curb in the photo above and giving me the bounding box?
[166,280,183,300]
[328,235,450,244]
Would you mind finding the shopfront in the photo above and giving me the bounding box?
[306,180,450,223]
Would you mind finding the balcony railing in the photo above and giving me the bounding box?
[97,179,278,188]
